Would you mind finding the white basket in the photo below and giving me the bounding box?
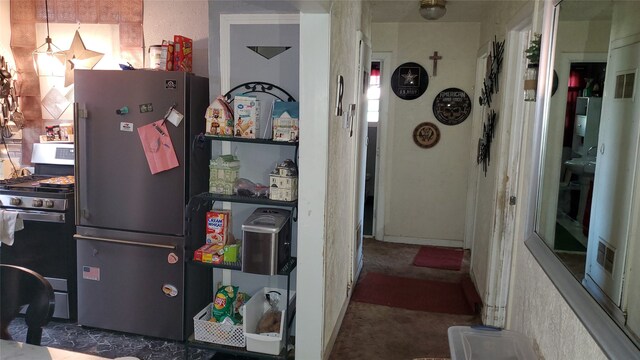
[193,303,245,347]
[243,287,296,355]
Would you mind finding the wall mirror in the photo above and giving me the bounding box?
[535,0,640,347]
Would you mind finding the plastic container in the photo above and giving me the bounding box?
[193,303,245,347]
[243,287,296,355]
[148,45,163,69]
[448,326,538,360]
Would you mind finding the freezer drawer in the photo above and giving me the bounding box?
[76,232,185,341]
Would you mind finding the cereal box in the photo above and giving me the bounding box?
[205,96,234,136]
[173,35,193,72]
[206,210,231,245]
[233,96,260,138]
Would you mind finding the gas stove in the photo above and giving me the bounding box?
[0,143,74,211]
[0,142,77,320]
[0,175,73,211]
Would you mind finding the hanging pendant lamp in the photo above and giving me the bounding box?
[419,0,447,20]
[32,0,65,76]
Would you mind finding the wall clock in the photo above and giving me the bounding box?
[433,88,472,126]
[391,62,429,100]
[413,122,440,148]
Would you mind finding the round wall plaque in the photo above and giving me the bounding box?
[433,88,472,126]
[413,122,440,148]
[391,62,429,100]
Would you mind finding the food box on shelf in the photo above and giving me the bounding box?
[233,96,260,138]
[206,210,232,245]
[193,243,224,264]
[242,287,296,355]
[173,35,193,72]
[193,303,245,347]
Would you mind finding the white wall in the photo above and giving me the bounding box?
[372,22,480,247]
[296,13,330,359]
[509,240,607,359]
[144,0,209,77]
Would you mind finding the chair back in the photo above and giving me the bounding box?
[0,264,55,345]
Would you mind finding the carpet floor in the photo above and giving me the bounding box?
[329,238,481,360]
[412,246,464,270]
[351,272,476,315]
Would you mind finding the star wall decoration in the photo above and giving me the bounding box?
[402,69,417,85]
[57,30,104,87]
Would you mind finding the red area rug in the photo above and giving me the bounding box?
[413,245,464,271]
[351,272,480,315]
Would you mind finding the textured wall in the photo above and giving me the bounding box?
[509,240,607,359]
[372,21,480,245]
[144,0,208,77]
[323,0,365,346]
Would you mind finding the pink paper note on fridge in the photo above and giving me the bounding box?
[137,120,179,174]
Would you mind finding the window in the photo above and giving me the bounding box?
[367,61,381,123]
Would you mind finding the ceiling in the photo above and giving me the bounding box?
[369,0,508,23]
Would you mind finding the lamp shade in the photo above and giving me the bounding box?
[420,0,447,20]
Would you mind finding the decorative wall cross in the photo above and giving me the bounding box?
[429,51,443,76]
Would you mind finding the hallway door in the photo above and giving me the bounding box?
[350,32,371,284]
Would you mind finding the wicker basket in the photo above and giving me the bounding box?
[193,303,245,347]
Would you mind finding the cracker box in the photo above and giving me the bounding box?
[272,101,299,142]
[173,35,193,72]
[205,96,234,136]
[233,96,260,138]
[206,210,232,245]
[194,243,224,263]
[161,40,174,71]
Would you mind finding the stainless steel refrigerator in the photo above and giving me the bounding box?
[73,69,211,341]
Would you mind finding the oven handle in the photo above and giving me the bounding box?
[16,211,66,223]
[73,234,176,250]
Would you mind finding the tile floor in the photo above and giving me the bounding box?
[7,318,216,360]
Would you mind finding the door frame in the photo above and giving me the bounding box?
[480,5,534,327]
[372,52,392,242]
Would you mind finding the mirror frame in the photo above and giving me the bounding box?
[523,0,640,358]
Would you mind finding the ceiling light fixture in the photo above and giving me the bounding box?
[32,0,64,76]
[420,0,447,20]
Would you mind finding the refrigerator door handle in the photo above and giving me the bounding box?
[73,234,177,250]
[74,102,81,225]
